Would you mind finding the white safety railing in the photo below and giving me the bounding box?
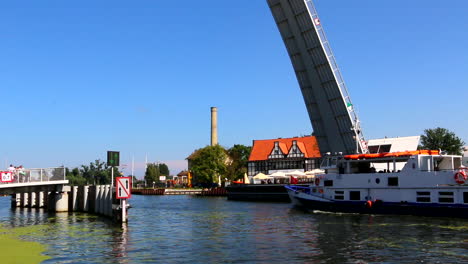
[1,167,66,184]
[305,0,368,154]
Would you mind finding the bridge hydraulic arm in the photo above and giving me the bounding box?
[267,0,368,154]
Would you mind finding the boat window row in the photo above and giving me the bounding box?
[417,191,464,203]
[324,177,399,187]
[368,144,391,154]
[333,190,468,204]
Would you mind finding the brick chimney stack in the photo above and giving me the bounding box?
[211,107,218,146]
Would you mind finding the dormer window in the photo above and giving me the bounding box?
[287,140,304,158]
[268,142,285,159]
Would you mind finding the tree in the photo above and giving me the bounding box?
[189,145,227,186]
[419,127,465,155]
[158,163,170,177]
[80,159,112,185]
[63,159,116,186]
[144,163,160,186]
[66,167,87,186]
[226,144,252,181]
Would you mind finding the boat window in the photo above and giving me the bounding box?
[334,191,344,200]
[349,191,360,201]
[368,144,391,153]
[419,156,432,171]
[324,180,333,186]
[320,156,339,169]
[438,192,454,203]
[416,192,431,203]
[439,191,453,195]
[356,162,372,173]
[464,192,468,204]
[454,157,462,169]
[388,177,399,186]
[438,157,459,171]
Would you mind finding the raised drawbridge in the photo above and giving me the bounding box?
[267,0,368,154]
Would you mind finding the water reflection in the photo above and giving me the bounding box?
[110,224,129,263]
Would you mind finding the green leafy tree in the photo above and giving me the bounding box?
[189,145,227,186]
[145,163,160,186]
[158,163,170,177]
[66,167,87,186]
[419,127,465,155]
[64,159,117,186]
[226,144,252,181]
[80,159,112,185]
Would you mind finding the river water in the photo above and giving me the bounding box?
[0,195,467,263]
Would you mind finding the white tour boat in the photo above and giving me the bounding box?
[286,150,468,218]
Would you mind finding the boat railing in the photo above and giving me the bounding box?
[286,185,311,195]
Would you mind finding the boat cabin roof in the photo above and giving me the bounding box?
[320,150,463,173]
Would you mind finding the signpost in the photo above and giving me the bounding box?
[116,177,131,199]
[107,150,120,191]
[116,177,131,223]
[107,151,120,167]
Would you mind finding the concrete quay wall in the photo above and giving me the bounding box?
[10,185,126,222]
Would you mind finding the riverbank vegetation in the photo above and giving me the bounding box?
[65,159,119,186]
[144,163,170,187]
[188,144,251,186]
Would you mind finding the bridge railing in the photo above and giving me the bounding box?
[1,167,66,184]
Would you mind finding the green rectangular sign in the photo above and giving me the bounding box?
[107,151,120,166]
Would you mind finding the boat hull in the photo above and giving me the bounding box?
[226,184,291,202]
[287,187,468,218]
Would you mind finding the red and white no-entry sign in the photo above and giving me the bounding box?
[116,177,132,199]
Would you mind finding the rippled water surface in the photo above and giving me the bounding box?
[1,195,467,263]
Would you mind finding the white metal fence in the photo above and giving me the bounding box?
[1,167,66,184]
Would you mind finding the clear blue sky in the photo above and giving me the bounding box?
[2,0,467,176]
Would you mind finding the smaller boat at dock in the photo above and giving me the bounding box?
[286,150,468,218]
[226,183,294,202]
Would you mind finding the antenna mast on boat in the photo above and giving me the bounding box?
[267,0,368,154]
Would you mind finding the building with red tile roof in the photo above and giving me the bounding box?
[248,136,322,176]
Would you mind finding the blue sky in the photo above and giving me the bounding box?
[2,0,467,177]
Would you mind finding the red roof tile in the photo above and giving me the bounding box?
[296,141,307,156]
[278,142,288,155]
[249,136,321,161]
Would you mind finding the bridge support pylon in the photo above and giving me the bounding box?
[21,193,29,207]
[36,191,45,208]
[11,193,20,208]
[29,192,37,207]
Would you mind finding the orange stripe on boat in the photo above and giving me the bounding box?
[344,150,440,160]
